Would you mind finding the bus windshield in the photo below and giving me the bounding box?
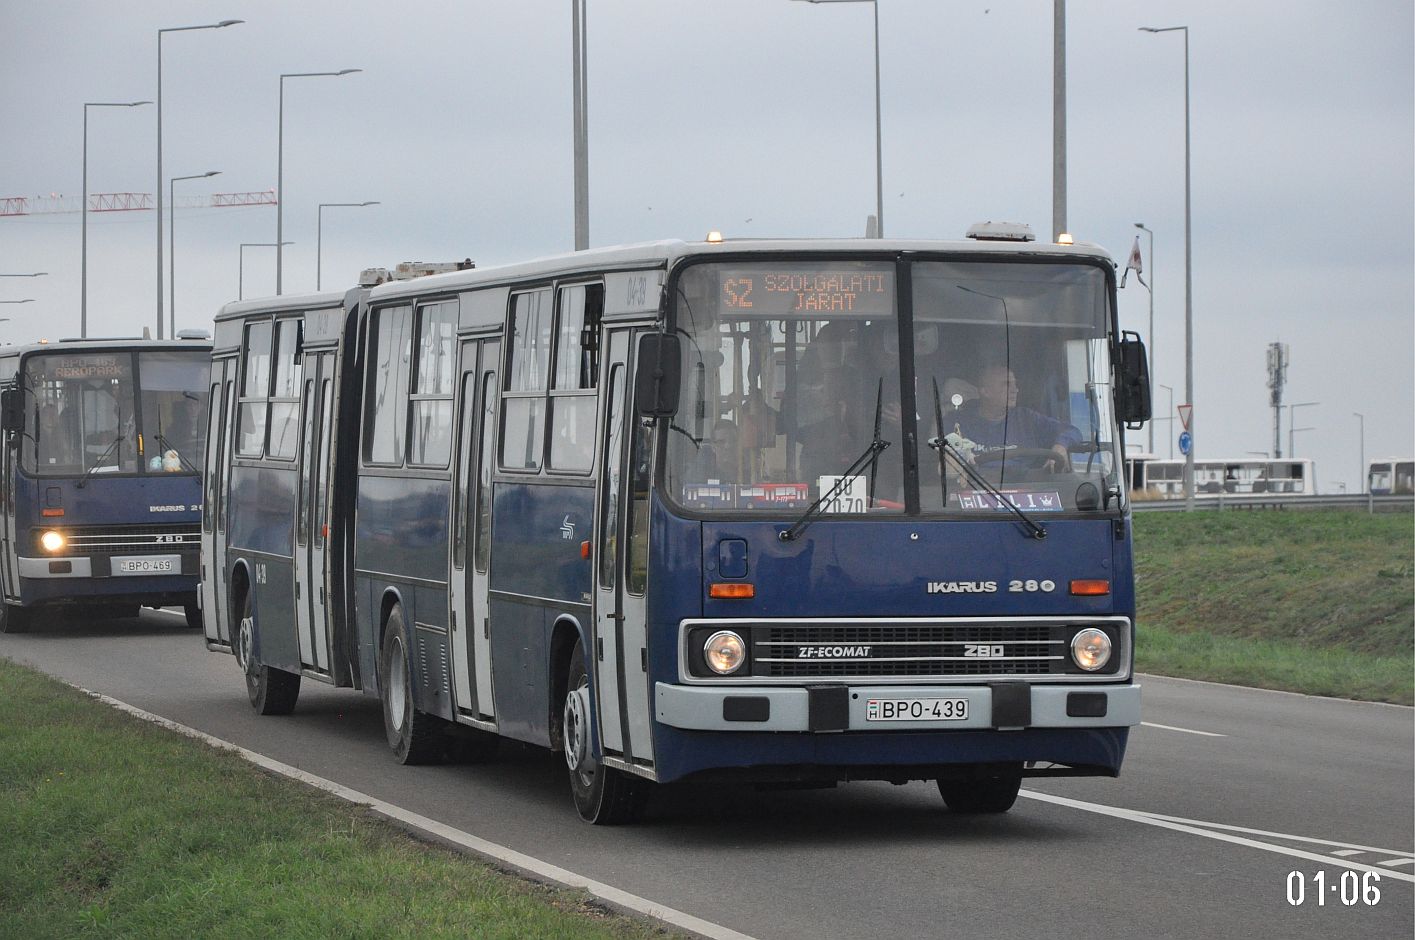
[664,258,1122,515]
[23,349,210,476]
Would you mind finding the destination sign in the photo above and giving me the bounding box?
[716,265,894,317]
[37,354,132,381]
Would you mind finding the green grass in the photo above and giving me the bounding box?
[1133,510,1414,704]
[0,659,678,940]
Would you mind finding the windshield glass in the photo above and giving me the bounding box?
[666,260,905,512]
[912,261,1122,513]
[23,349,210,476]
[664,257,1123,516]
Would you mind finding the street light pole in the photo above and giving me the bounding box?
[317,202,379,290]
[1053,0,1066,242]
[157,19,242,339]
[170,171,220,330]
[571,0,589,250]
[239,242,293,300]
[84,101,150,339]
[795,0,884,236]
[1134,222,1155,453]
[1140,25,1192,509]
[277,70,361,294]
[1353,412,1365,494]
[1159,384,1174,458]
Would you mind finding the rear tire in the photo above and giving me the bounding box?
[379,605,448,765]
[0,602,31,634]
[937,764,1023,814]
[563,642,647,824]
[234,587,300,715]
[183,599,203,630]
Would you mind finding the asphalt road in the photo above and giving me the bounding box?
[3,609,1411,940]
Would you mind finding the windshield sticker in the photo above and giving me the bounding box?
[817,475,868,514]
[956,490,1065,512]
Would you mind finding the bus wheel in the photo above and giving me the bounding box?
[184,599,203,630]
[379,605,447,765]
[563,642,646,825]
[937,764,1023,814]
[0,603,31,634]
[235,589,300,716]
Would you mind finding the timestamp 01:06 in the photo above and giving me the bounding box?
[1286,870,1381,906]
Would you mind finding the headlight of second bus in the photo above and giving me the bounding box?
[1070,628,1112,671]
[703,631,746,675]
[40,530,66,553]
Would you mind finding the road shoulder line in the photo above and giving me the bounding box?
[78,686,760,940]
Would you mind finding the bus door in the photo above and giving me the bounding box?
[593,328,654,767]
[0,406,16,603]
[450,339,498,721]
[201,357,237,645]
[293,351,335,673]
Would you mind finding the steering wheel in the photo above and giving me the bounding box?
[973,447,1068,471]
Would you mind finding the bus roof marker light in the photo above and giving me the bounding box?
[1057,232,1074,245]
[705,230,724,244]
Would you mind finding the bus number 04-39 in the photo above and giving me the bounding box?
[1009,579,1055,593]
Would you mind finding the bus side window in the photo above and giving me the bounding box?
[548,283,602,472]
[236,321,273,457]
[266,319,302,460]
[501,290,551,471]
[409,300,457,467]
[364,305,413,465]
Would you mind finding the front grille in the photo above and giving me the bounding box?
[750,621,1074,679]
[36,523,200,555]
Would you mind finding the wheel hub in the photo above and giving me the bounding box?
[563,683,590,774]
[388,636,408,733]
[237,615,255,677]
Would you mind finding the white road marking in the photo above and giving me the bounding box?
[1130,810,1410,856]
[1140,721,1226,737]
[1020,789,1415,884]
[1331,849,1365,857]
[1379,858,1415,868]
[81,688,761,940]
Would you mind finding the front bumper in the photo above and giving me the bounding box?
[656,681,1141,732]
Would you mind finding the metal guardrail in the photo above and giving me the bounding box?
[1131,493,1414,512]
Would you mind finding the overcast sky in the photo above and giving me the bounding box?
[2,0,1411,490]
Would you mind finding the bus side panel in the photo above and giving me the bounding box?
[488,481,596,747]
[414,582,453,721]
[227,463,298,670]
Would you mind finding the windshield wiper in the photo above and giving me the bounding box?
[780,379,891,543]
[926,434,1047,541]
[75,436,123,489]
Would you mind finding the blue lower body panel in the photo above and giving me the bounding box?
[651,725,1130,784]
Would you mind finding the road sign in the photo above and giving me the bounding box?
[1178,431,1192,456]
[1178,403,1193,431]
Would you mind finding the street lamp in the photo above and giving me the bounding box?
[239,242,293,300]
[1140,24,1193,509]
[1134,222,1155,454]
[317,202,379,290]
[1352,412,1365,494]
[170,171,221,329]
[572,0,588,249]
[277,69,362,295]
[793,0,884,237]
[84,100,151,338]
[157,19,243,339]
[1286,401,1318,458]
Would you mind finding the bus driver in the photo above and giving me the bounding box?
[952,362,1080,472]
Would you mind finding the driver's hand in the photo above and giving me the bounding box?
[1046,443,1072,472]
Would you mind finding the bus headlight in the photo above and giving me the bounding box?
[1070,628,1112,671]
[40,530,66,553]
[703,630,746,675]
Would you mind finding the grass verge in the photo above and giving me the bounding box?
[1133,509,1414,704]
[0,658,678,940]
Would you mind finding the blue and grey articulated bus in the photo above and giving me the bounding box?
[204,230,1150,823]
[0,337,212,632]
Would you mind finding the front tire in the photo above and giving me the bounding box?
[234,587,300,715]
[379,605,448,765]
[937,764,1023,814]
[563,642,647,824]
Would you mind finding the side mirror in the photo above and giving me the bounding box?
[1116,331,1152,428]
[634,333,681,418]
[0,387,24,434]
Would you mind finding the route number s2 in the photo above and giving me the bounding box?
[1009,579,1055,593]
